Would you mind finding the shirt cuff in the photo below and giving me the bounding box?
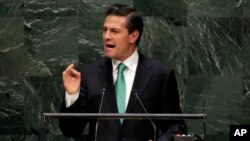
[65,90,80,107]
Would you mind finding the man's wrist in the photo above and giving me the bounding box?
[65,90,80,107]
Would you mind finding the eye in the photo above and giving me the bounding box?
[103,27,108,32]
[111,29,119,33]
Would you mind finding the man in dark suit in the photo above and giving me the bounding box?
[59,4,187,141]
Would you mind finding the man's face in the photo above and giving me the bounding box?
[103,15,137,61]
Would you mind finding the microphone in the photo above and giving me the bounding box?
[95,87,106,141]
[134,90,156,141]
[98,88,106,113]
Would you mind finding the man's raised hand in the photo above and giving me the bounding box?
[62,64,81,95]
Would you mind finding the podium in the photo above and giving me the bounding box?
[43,113,206,141]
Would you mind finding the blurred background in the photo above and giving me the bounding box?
[0,0,249,141]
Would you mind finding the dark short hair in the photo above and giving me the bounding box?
[105,4,144,46]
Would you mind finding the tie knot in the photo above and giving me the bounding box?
[118,63,127,74]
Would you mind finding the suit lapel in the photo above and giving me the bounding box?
[98,58,119,114]
[97,58,122,127]
[125,53,153,114]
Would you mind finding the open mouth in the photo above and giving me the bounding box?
[106,44,115,48]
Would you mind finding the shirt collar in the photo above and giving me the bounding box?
[112,49,139,73]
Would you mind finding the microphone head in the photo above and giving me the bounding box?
[132,88,138,96]
[102,88,106,92]
[102,84,108,93]
[103,83,108,88]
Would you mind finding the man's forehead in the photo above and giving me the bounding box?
[103,16,127,28]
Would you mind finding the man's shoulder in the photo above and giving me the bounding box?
[141,55,173,72]
[82,57,109,66]
[80,57,110,71]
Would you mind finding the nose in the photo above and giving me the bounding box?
[103,30,111,41]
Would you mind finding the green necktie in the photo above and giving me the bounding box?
[115,63,127,116]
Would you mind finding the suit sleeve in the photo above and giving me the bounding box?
[58,68,89,138]
[157,70,187,141]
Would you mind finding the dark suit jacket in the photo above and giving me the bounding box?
[59,52,187,141]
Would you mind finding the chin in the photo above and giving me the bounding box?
[104,53,115,58]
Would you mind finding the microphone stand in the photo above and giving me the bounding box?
[134,92,156,141]
[94,88,106,141]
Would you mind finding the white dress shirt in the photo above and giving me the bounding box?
[65,50,139,108]
[112,50,138,108]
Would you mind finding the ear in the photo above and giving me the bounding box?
[129,30,139,44]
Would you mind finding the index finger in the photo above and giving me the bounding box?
[65,64,74,72]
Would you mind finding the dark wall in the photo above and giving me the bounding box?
[0,0,249,141]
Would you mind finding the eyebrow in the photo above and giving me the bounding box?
[103,26,120,31]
